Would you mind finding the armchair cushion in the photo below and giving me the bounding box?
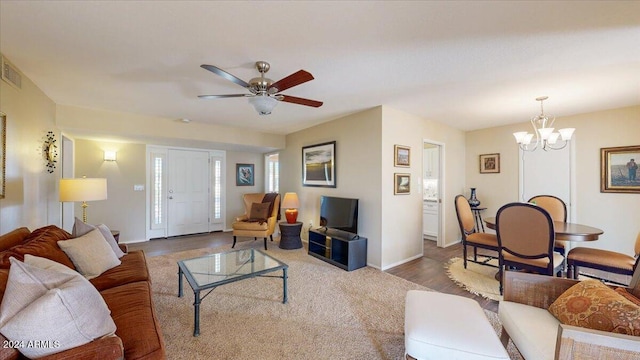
[548,279,640,336]
[249,202,271,221]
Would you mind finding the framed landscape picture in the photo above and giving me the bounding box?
[394,145,410,167]
[302,141,336,187]
[479,153,500,174]
[236,163,254,186]
[601,145,640,193]
[394,173,410,195]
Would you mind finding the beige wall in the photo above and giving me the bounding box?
[56,104,285,152]
[381,107,467,268]
[280,106,466,269]
[0,55,60,234]
[225,151,265,230]
[73,139,147,241]
[466,105,640,255]
[281,107,384,267]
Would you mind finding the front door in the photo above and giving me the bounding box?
[167,149,210,236]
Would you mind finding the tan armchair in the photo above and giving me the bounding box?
[231,193,280,250]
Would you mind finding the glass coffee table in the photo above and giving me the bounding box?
[178,248,288,336]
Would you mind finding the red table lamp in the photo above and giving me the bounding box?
[282,192,300,224]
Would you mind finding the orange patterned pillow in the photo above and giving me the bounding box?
[548,279,640,336]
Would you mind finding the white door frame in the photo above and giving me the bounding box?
[423,138,446,248]
[145,145,226,240]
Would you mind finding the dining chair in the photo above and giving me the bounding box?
[528,195,567,256]
[496,202,565,294]
[454,195,500,269]
[567,231,640,285]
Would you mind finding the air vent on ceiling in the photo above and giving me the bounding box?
[2,56,22,90]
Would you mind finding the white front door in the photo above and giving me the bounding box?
[167,149,210,236]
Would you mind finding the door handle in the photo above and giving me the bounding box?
[168,196,173,199]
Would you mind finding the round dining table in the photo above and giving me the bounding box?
[483,217,604,241]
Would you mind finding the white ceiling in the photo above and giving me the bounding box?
[1,1,639,136]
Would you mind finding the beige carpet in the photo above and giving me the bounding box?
[147,242,522,359]
[445,257,503,301]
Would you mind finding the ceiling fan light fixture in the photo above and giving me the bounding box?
[249,95,278,115]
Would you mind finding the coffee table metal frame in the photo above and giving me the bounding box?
[178,248,288,336]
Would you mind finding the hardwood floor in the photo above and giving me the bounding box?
[128,232,499,312]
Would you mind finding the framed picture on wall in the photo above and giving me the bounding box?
[302,141,336,187]
[394,173,410,195]
[236,163,254,186]
[394,145,410,167]
[479,153,500,174]
[601,145,640,193]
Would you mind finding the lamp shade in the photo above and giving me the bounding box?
[59,178,108,202]
[248,95,278,115]
[282,192,300,209]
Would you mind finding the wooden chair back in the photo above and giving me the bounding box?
[454,194,475,236]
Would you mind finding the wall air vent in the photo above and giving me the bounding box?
[1,56,22,90]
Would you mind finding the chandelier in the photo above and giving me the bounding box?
[513,96,575,151]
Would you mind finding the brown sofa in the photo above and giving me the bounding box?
[0,225,166,360]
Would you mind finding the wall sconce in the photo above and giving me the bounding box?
[104,151,117,161]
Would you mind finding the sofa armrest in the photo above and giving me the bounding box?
[37,335,124,360]
[236,215,248,222]
[503,271,580,309]
[555,324,640,359]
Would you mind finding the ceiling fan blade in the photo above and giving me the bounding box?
[278,95,323,108]
[198,94,252,99]
[269,70,314,92]
[200,64,250,88]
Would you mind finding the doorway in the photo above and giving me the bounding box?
[423,141,444,247]
[146,146,225,239]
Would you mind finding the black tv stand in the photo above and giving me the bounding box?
[308,228,367,271]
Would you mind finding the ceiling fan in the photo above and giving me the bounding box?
[199,61,323,115]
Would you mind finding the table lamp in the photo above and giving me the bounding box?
[282,192,300,224]
[59,177,108,223]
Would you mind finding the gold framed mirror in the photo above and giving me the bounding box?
[0,112,5,199]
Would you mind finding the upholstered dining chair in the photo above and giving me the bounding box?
[528,195,567,256]
[567,231,640,285]
[495,202,565,294]
[454,195,500,269]
[231,193,280,250]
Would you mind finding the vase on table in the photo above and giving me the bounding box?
[468,188,481,208]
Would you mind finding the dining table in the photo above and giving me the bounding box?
[483,217,604,242]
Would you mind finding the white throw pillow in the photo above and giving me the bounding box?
[58,228,121,279]
[72,217,125,258]
[0,256,116,358]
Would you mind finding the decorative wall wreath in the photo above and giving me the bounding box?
[43,131,57,173]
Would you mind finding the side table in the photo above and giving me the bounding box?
[279,222,303,249]
[111,230,120,243]
[471,207,486,232]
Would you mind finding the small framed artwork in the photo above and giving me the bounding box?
[302,141,336,188]
[394,173,411,195]
[479,153,500,174]
[236,163,254,186]
[601,145,640,193]
[394,145,410,167]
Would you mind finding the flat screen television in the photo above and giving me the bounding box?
[319,196,359,235]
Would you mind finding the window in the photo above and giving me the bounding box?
[265,153,279,193]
